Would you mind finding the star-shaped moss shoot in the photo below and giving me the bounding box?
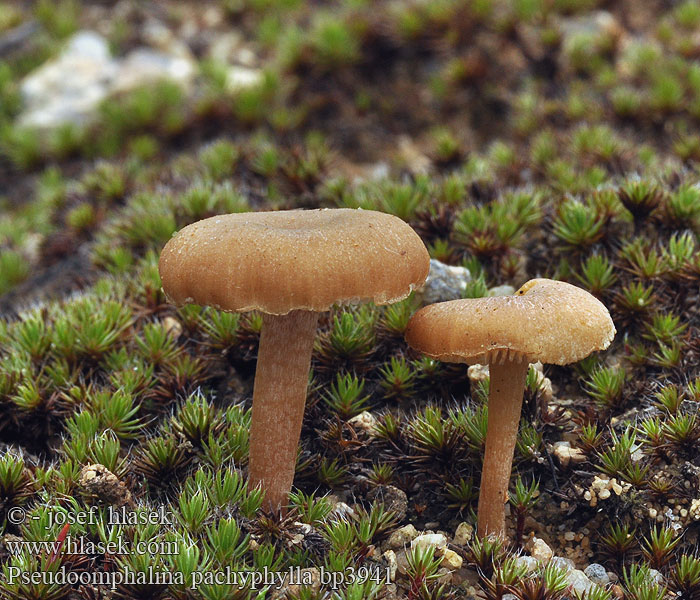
[159,208,429,511]
[405,278,615,538]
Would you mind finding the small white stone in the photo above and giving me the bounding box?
[584,563,609,585]
[452,522,473,546]
[468,363,490,385]
[567,569,594,593]
[569,446,586,464]
[528,537,553,563]
[552,441,572,468]
[441,549,463,570]
[114,47,196,94]
[382,550,397,580]
[488,284,516,297]
[367,162,390,181]
[421,259,471,304]
[648,569,664,584]
[162,316,182,338]
[234,46,258,67]
[226,65,264,93]
[515,555,539,573]
[411,533,448,553]
[631,448,644,462]
[386,524,418,549]
[19,30,116,129]
[347,411,377,436]
[551,556,575,572]
[202,6,224,27]
[331,502,355,520]
[592,476,610,490]
[18,29,197,130]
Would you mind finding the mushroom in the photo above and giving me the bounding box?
[159,208,429,511]
[405,278,615,538]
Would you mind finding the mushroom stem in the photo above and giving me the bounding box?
[249,310,319,512]
[477,359,530,538]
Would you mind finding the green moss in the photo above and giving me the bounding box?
[0,250,29,294]
[309,14,361,69]
[0,1,699,595]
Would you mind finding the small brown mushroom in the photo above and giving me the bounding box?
[405,278,615,538]
[159,208,429,511]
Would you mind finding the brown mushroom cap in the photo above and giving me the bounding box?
[158,208,430,315]
[405,278,615,365]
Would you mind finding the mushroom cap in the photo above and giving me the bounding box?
[405,278,615,365]
[158,208,430,315]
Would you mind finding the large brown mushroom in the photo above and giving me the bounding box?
[159,208,429,511]
[405,278,615,538]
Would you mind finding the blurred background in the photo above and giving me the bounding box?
[1,0,699,307]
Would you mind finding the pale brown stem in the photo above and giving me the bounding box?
[477,359,530,539]
[248,310,319,512]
